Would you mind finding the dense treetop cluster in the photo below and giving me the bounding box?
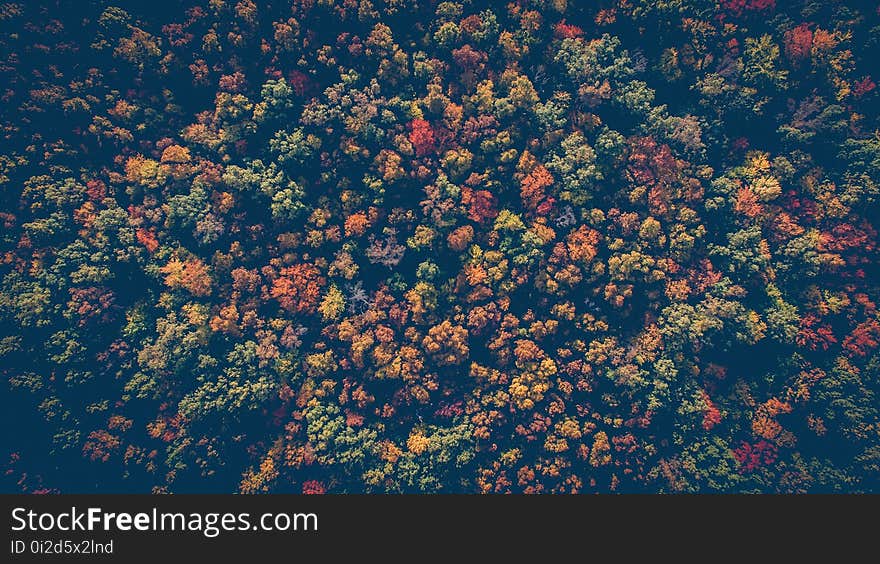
[2,0,879,493]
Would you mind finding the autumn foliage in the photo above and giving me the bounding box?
[2,0,880,495]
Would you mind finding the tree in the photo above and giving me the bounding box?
[270,264,325,314]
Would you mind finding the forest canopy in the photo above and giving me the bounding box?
[1,0,879,493]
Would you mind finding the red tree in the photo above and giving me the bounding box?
[270,264,326,314]
[784,24,813,64]
[408,119,436,157]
